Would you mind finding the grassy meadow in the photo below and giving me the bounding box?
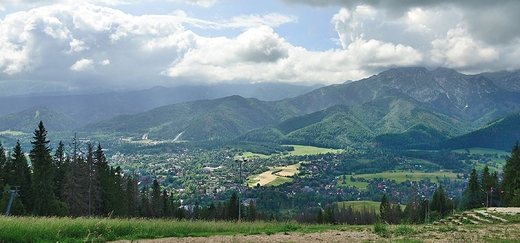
[0,216,337,243]
[284,145,343,156]
[338,170,459,190]
[247,163,300,187]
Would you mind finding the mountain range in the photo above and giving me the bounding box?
[2,67,520,150]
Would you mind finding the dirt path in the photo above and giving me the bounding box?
[113,229,381,243]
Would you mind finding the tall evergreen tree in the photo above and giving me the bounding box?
[0,141,6,192]
[9,141,32,213]
[430,185,449,217]
[63,157,89,217]
[247,200,257,222]
[500,141,520,206]
[161,189,171,218]
[379,194,390,222]
[125,175,138,217]
[95,143,125,216]
[460,167,484,210]
[53,141,68,202]
[139,183,151,217]
[85,143,101,216]
[30,121,66,216]
[227,192,239,221]
[481,165,497,207]
[151,179,162,218]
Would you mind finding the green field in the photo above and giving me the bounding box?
[336,201,381,212]
[453,147,510,171]
[453,147,510,157]
[248,163,300,187]
[336,201,405,213]
[240,152,269,159]
[338,170,459,190]
[284,145,343,156]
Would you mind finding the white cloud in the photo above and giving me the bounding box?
[168,0,219,8]
[100,59,110,65]
[70,58,94,71]
[0,1,519,91]
[431,27,499,69]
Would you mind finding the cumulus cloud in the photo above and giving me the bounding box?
[282,0,520,46]
[70,58,95,71]
[1,1,520,91]
[168,0,219,8]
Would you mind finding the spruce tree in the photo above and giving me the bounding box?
[151,179,162,218]
[125,175,137,217]
[0,141,6,192]
[30,121,59,216]
[460,167,484,210]
[10,141,32,213]
[500,141,520,206]
[62,157,89,217]
[85,143,101,216]
[247,200,257,222]
[430,185,448,217]
[227,192,239,221]
[379,194,390,222]
[53,141,68,202]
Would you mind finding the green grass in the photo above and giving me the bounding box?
[240,152,269,159]
[337,201,381,212]
[337,179,369,190]
[337,170,459,190]
[284,145,343,156]
[356,171,457,183]
[336,201,404,213]
[0,216,342,243]
[452,147,510,157]
[265,176,294,186]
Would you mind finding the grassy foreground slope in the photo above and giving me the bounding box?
[3,210,520,243]
[0,216,333,243]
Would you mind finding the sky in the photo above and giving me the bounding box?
[1,0,519,91]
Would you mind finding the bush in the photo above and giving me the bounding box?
[373,222,390,238]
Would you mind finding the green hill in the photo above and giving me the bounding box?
[0,106,79,132]
[240,96,470,148]
[438,112,520,150]
[83,95,293,141]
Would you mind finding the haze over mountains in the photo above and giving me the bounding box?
[2,67,520,150]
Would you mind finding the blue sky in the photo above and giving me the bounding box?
[1,0,519,91]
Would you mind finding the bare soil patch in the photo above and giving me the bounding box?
[113,229,381,243]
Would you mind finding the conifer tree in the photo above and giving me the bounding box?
[247,200,257,222]
[151,179,162,218]
[85,143,101,216]
[139,183,151,217]
[162,189,171,218]
[379,194,390,222]
[315,208,324,224]
[9,141,32,212]
[430,185,448,217]
[53,141,68,202]
[30,121,60,216]
[0,141,6,192]
[227,192,239,221]
[63,157,89,217]
[125,175,137,217]
[460,167,484,210]
[500,141,520,206]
